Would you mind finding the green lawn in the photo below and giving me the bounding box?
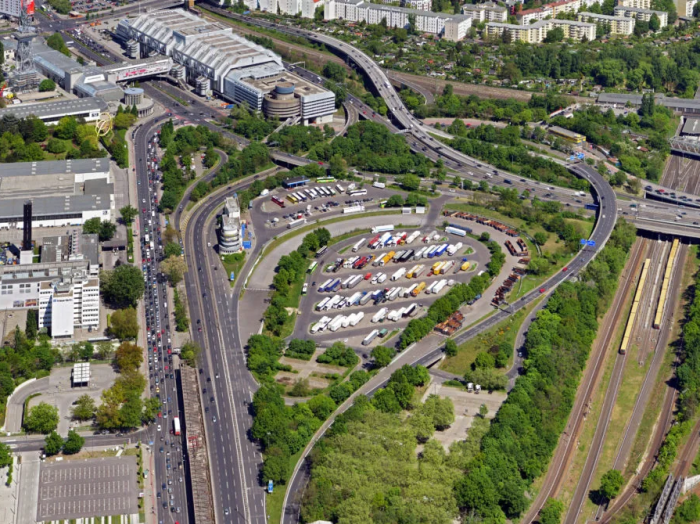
[265,448,303,524]
[440,299,540,376]
[221,252,246,287]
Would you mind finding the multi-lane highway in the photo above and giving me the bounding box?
[133,119,192,523]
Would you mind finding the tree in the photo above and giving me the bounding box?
[62,430,85,455]
[25,309,38,339]
[72,394,96,421]
[110,307,139,340]
[115,341,143,373]
[46,138,67,154]
[649,12,660,31]
[543,26,565,43]
[598,469,624,500]
[674,494,700,524]
[39,79,56,92]
[24,402,59,434]
[180,340,201,366]
[82,218,116,241]
[96,341,115,360]
[102,265,144,308]
[119,205,138,226]
[540,498,565,524]
[44,431,64,456]
[161,256,187,285]
[444,339,458,357]
[0,442,10,469]
[80,341,94,361]
[371,345,395,368]
[421,394,455,429]
[400,174,421,191]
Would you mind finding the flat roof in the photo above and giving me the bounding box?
[549,125,583,138]
[597,93,700,111]
[682,118,700,135]
[245,71,331,98]
[0,158,110,180]
[0,98,108,121]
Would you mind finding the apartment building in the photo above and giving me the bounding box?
[577,11,636,33]
[461,2,508,22]
[403,0,432,11]
[324,0,472,40]
[676,0,697,17]
[516,5,553,24]
[487,18,595,42]
[613,5,668,26]
[617,0,651,8]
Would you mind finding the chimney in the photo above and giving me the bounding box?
[22,200,32,251]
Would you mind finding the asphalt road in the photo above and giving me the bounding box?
[134,120,191,524]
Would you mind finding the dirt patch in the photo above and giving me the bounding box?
[422,381,507,451]
[276,349,347,390]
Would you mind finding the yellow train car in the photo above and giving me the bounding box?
[620,258,651,355]
[653,238,680,329]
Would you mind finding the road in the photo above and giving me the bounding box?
[134,119,192,523]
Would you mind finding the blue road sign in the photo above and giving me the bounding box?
[268,480,274,494]
[580,239,587,245]
[587,240,596,247]
[570,156,575,161]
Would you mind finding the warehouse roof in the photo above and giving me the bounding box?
[0,158,110,180]
[0,98,108,121]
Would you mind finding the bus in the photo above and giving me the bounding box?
[308,261,318,273]
[379,199,388,208]
[336,184,345,194]
[297,192,307,202]
[173,417,181,436]
[349,189,368,197]
[271,196,285,208]
[315,246,328,258]
[317,177,336,183]
[286,195,297,204]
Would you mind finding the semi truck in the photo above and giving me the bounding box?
[343,205,365,214]
[287,218,307,229]
[439,260,455,274]
[413,247,427,260]
[372,225,395,234]
[446,226,469,237]
[446,242,463,256]
[371,308,388,323]
[403,303,418,317]
[362,329,380,346]
[413,265,426,278]
[316,297,330,311]
[406,231,421,244]
[392,250,406,263]
[425,281,438,294]
[359,292,372,305]
[349,311,364,326]
[352,238,366,252]
[412,282,426,296]
[311,316,331,333]
[404,284,418,298]
[391,268,407,281]
[432,280,448,294]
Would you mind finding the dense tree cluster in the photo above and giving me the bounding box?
[399,272,491,349]
[24,402,59,434]
[447,124,588,190]
[82,217,116,241]
[233,108,276,140]
[384,192,428,208]
[269,124,325,154]
[372,364,430,413]
[316,342,359,368]
[158,123,224,211]
[101,264,144,308]
[286,339,316,361]
[310,121,433,175]
[451,220,635,520]
[416,90,571,124]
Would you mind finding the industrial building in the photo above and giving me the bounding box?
[613,5,668,27]
[116,8,335,123]
[219,196,241,254]
[0,158,114,229]
[282,176,309,189]
[324,0,473,41]
[0,97,108,125]
[486,18,596,43]
[577,11,636,34]
[597,92,700,114]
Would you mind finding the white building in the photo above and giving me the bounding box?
[577,11,636,34]
[618,0,651,8]
[515,5,553,25]
[613,5,668,26]
[403,0,432,11]
[324,0,472,40]
[39,273,100,338]
[219,196,241,254]
[0,0,31,19]
[461,2,508,22]
[487,18,596,42]
[118,9,335,124]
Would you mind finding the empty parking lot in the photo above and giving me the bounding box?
[37,457,139,521]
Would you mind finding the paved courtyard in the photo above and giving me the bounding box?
[36,456,139,521]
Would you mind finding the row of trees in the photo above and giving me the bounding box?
[452,220,636,521]
[263,228,331,337]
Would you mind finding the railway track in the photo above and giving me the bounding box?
[521,240,645,523]
[661,154,700,196]
[599,242,688,523]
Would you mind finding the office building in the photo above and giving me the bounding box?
[613,5,668,26]
[577,11,636,34]
[324,0,472,40]
[487,18,596,42]
[219,196,241,254]
[461,2,508,22]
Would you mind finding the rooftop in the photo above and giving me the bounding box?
[242,70,331,98]
[0,159,110,180]
[0,98,108,121]
[682,117,700,135]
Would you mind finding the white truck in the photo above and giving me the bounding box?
[387,309,402,322]
[432,280,448,294]
[371,308,388,323]
[311,316,332,333]
[404,284,418,298]
[349,312,364,326]
[372,181,386,189]
[446,242,463,256]
[376,273,387,284]
[425,281,438,294]
[328,315,345,332]
[406,231,421,244]
[391,267,407,281]
[362,329,379,346]
[352,238,366,252]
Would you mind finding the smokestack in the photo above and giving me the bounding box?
[22,200,32,251]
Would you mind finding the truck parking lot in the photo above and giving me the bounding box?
[299,226,491,346]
